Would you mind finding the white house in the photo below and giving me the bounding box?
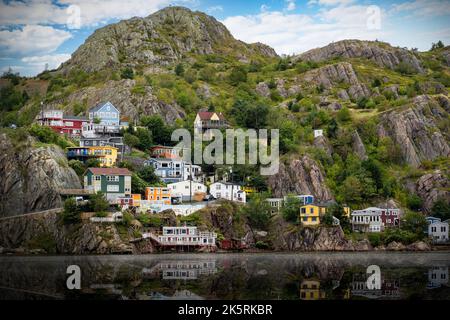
[314,129,323,138]
[351,209,383,233]
[167,180,207,201]
[428,221,449,243]
[209,182,246,203]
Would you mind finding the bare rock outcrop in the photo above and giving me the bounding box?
[416,170,450,213]
[46,79,185,125]
[296,39,423,73]
[351,130,368,160]
[378,95,450,167]
[0,211,133,254]
[268,155,333,201]
[302,62,370,100]
[0,134,81,217]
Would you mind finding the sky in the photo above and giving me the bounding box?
[0,0,449,77]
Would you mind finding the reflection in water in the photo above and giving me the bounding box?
[0,253,449,300]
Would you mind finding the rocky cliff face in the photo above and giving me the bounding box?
[0,134,81,217]
[302,62,370,100]
[46,79,185,124]
[296,39,423,73]
[60,6,277,74]
[0,211,133,254]
[267,155,333,201]
[416,170,450,213]
[377,95,450,167]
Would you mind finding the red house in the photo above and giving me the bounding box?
[38,110,88,138]
[380,208,400,228]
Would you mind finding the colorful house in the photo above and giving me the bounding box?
[67,146,118,167]
[88,101,120,126]
[145,187,172,205]
[83,167,132,202]
[150,145,185,160]
[118,194,141,208]
[351,207,400,233]
[38,109,88,138]
[300,204,322,226]
[194,111,228,138]
[167,180,207,202]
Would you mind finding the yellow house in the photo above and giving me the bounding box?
[132,194,141,207]
[300,280,326,300]
[67,146,118,167]
[300,204,321,225]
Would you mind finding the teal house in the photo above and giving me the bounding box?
[84,167,132,202]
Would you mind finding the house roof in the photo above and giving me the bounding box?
[89,101,117,113]
[86,168,132,176]
[197,111,225,121]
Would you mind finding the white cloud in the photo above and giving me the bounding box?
[285,0,296,11]
[22,53,71,69]
[261,4,270,12]
[390,0,450,18]
[0,0,190,28]
[222,5,386,55]
[206,5,223,14]
[308,0,355,6]
[0,25,72,57]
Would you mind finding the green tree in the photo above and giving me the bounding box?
[140,115,171,145]
[138,166,160,184]
[131,173,148,195]
[89,192,109,213]
[124,132,140,149]
[228,66,248,86]
[175,63,185,76]
[121,67,134,79]
[401,211,427,235]
[406,194,423,211]
[336,107,352,122]
[322,212,334,226]
[68,160,85,176]
[282,195,301,223]
[431,198,450,221]
[62,198,81,224]
[135,127,153,150]
[242,194,272,230]
[85,158,101,168]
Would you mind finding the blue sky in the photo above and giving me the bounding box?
[0,0,449,76]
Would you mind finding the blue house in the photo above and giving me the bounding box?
[144,158,185,183]
[88,102,120,126]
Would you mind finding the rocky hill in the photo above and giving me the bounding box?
[0,6,449,217]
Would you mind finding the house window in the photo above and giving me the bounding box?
[441,227,447,232]
[107,185,119,192]
[94,175,101,181]
[310,208,314,214]
[107,175,119,182]
[312,217,317,222]
[301,208,306,214]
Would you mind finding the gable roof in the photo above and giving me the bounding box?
[86,167,132,176]
[89,101,119,113]
[197,111,225,121]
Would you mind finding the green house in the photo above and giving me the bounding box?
[84,167,132,202]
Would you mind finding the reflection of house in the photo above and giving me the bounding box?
[428,220,449,244]
[300,280,326,300]
[67,146,118,167]
[351,207,399,233]
[145,187,171,204]
[146,290,204,300]
[167,181,207,202]
[351,273,400,299]
[427,267,449,289]
[83,168,132,202]
[143,260,217,280]
[209,182,246,203]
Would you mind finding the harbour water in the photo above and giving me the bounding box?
[0,252,449,300]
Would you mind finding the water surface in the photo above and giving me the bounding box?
[0,252,449,300]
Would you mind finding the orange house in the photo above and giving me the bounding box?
[145,187,171,204]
